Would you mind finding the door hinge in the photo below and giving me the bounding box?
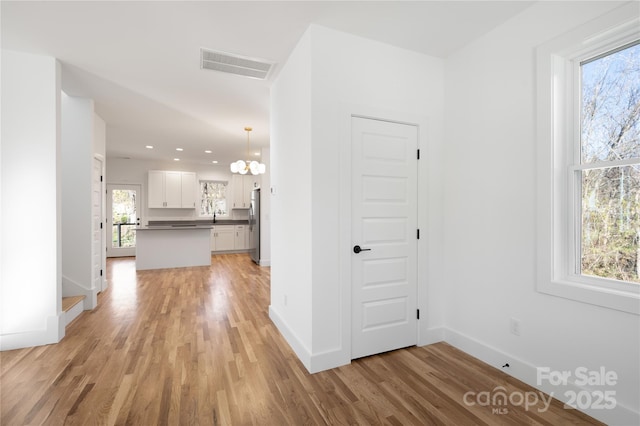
[100,269,103,276]
[417,149,420,160]
[417,309,420,320]
[417,229,420,239]
[100,222,103,229]
[100,175,103,182]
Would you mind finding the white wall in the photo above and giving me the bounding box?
[259,147,271,266]
[0,50,63,350]
[61,94,97,307]
[269,29,314,360]
[106,157,255,223]
[443,2,639,424]
[270,25,445,372]
[93,113,106,156]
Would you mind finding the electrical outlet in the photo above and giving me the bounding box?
[510,318,521,336]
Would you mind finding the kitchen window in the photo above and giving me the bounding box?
[200,181,228,216]
[536,5,640,314]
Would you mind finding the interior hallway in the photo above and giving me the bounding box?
[1,254,601,425]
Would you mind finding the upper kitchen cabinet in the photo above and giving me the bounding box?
[180,172,196,208]
[148,170,196,208]
[231,175,258,209]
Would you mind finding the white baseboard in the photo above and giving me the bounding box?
[0,314,64,351]
[269,305,312,369]
[253,308,640,423]
[62,275,98,309]
[421,326,445,346]
[309,347,350,374]
[442,328,639,426]
[269,305,349,373]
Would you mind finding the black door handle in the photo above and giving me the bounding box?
[353,245,371,254]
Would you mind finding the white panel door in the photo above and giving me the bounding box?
[92,157,105,291]
[351,116,418,359]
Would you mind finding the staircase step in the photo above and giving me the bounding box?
[62,296,85,326]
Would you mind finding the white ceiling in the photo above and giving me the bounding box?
[1,1,534,167]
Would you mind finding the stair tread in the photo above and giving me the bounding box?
[62,296,85,312]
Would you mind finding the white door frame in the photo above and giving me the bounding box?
[350,116,419,359]
[93,155,107,291]
[338,106,430,365]
[107,183,141,258]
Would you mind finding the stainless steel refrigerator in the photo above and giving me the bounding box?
[249,188,260,264]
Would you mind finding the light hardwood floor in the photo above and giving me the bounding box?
[1,254,602,425]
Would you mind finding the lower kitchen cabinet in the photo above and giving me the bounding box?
[234,225,246,250]
[210,225,249,252]
[210,226,235,251]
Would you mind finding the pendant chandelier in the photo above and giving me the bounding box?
[230,127,266,175]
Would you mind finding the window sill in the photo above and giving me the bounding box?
[538,277,640,315]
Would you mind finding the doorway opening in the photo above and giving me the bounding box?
[107,184,141,258]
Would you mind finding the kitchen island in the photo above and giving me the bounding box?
[135,225,212,270]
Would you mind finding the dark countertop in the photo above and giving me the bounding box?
[137,225,213,231]
[147,219,249,227]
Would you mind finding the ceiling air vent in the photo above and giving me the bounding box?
[200,48,274,80]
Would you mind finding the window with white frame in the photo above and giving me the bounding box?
[536,4,640,314]
[200,181,228,216]
[577,42,639,283]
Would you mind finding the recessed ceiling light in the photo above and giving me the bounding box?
[254,152,260,156]
[176,148,183,151]
[212,160,218,164]
[174,158,180,161]
[205,150,212,154]
[145,145,154,149]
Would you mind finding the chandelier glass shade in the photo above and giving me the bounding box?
[230,127,266,175]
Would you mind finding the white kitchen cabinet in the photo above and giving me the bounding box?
[148,170,196,209]
[164,171,182,207]
[210,227,219,250]
[211,225,235,251]
[180,172,197,208]
[234,225,246,250]
[148,170,166,208]
[231,175,258,209]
